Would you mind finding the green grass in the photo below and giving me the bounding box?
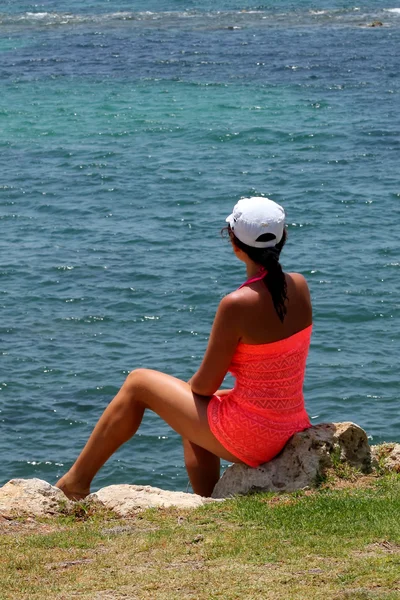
[1,474,399,599]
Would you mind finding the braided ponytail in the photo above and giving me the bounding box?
[226,228,288,323]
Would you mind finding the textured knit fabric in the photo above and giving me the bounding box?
[207,325,312,467]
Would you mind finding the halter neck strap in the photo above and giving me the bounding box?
[238,267,267,289]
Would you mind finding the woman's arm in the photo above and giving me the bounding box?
[214,388,233,396]
[189,293,242,397]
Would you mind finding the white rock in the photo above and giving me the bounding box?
[371,443,400,472]
[88,484,213,516]
[212,422,372,499]
[0,478,70,517]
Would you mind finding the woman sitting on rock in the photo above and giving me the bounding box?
[56,197,313,499]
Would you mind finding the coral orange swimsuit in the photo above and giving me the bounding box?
[207,270,312,467]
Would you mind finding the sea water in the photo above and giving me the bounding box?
[0,1,399,491]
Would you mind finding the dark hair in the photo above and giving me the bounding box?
[224,226,288,322]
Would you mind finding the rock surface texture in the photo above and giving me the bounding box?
[0,479,211,518]
[0,478,71,518]
[88,484,212,516]
[212,422,372,498]
[371,443,400,473]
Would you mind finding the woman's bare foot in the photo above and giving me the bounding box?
[55,472,90,501]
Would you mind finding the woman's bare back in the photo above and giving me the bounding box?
[229,272,312,345]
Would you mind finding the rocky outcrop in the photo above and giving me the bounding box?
[88,484,214,516]
[0,423,398,518]
[212,422,372,498]
[0,479,212,518]
[0,478,71,518]
[371,443,400,473]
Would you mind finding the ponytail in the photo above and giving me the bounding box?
[256,244,288,322]
[225,228,288,323]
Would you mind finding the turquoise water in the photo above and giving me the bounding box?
[1,1,399,491]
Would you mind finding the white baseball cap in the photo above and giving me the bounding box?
[225,197,286,249]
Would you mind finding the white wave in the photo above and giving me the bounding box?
[5,7,391,28]
[23,12,88,23]
[13,11,86,23]
[3,11,138,25]
[0,9,267,28]
[25,12,51,19]
[2,9,270,25]
[109,12,135,19]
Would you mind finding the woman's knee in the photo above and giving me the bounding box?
[126,368,149,383]
[124,368,153,399]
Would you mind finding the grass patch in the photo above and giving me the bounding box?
[1,474,399,599]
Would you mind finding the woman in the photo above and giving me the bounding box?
[56,197,312,499]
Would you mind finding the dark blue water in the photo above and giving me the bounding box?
[1,1,399,491]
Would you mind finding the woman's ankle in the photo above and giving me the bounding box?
[55,469,91,499]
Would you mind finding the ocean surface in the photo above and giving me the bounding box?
[1,1,399,492]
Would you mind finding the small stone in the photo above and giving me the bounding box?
[47,559,94,570]
[308,568,324,574]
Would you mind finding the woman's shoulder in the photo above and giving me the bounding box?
[286,272,311,295]
[216,288,256,326]
[222,285,256,305]
[218,288,247,311]
[286,271,309,284]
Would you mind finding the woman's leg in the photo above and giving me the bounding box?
[181,389,232,496]
[56,376,147,499]
[56,369,241,499]
[182,438,220,497]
